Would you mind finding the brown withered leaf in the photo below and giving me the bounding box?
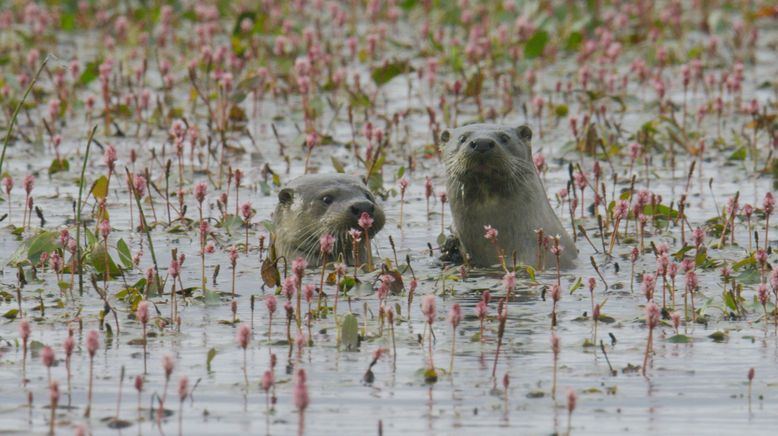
[261,257,280,288]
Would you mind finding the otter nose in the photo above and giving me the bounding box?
[350,201,375,218]
[469,138,495,153]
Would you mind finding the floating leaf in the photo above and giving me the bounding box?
[728,147,747,161]
[48,158,70,175]
[667,334,692,343]
[708,331,728,342]
[371,60,410,86]
[2,308,18,319]
[331,156,345,173]
[78,61,99,86]
[8,230,59,266]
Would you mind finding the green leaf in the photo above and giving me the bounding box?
[89,243,121,278]
[206,347,217,372]
[60,13,75,32]
[524,30,549,59]
[8,230,59,266]
[568,277,583,294]
[728,146,747,161]
[340,313,359,351]
[78,61,99,87]
[723,291,738,312]
[371,60,410,86]
[331,156,345,173]
[91,175,109,200]
[667,334,692,343]
[708,331,728,342]
[117,239,133,269]
[48,158,70,175]
[565,31,583,51]
[2,308,18,319]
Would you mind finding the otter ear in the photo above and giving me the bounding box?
[278,188,294,205]
[516,125,533,143]
[440,129,451,143]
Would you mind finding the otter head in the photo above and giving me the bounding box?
[274,174,385,261]
[441,124,535,197]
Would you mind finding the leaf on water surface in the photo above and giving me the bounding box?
[708,331,728,342]
[2,308,18,319]
[207,347,217,372]
[667,334,692,343]
[728,146,747,161]
[8,230,59,266]
[371,60,411,86]
[524,30,549,59]
[48,158,69,175]
[340,313,359,351]
[88,243,122,278]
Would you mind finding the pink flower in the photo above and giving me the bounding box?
[292,256,306,278]
[265,295,278,314]
[641,273,656,300]
[178,376,189,401]
[162,354,175,379]
[764,192,775,216]
[398,178,409,193]
[502,272,516,291]
[169,258,181,278]
[483,225,499,243]
[685,270,698,291]
[41,345,55,368]
[756,249,768,266]
[133,175,147,198]
[1,176,12,194]
[261,370,273,392]
[99,220,111,239]
[448,303,462,329]
[475,300,488,319]
[551,333,560,355]
[304,284,315,303]
[758,283,769,306]
[645,302,660,329]
[743,203,753,217]
[630,247,639,263]
[424,176,433,199]
[237,324,251,349]
[240,202,253,221]
[587,277,596,292]
[566,388,577,414]
[194,182,207,204]
[533,152,546,173]
[136,301,149,324]
[294,368,309,411]
[104,144,117,170]
[228,245,239,266]
[614,200,629,220]
[319,234,335,255]
[421,294,436,325]
[63,335,74,357]
[438,191,447,203]
[135,375,144,392]
[348,228,362,242]
[86,330,100,358]
[358,212,373,230]
[283,276,297,300]
[23,175,34,194]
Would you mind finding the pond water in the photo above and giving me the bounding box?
[0,1,777,435]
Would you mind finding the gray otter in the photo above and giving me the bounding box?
[272,174,385,267]
[441,123,576,268]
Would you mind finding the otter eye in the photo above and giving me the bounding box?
[321,195,334,205]
[498,133,510,143]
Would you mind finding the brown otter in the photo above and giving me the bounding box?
[441,123,576,268]
[272,174,385,266]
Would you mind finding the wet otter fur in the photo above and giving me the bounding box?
[441,123,576,268]
[272,174,385,266]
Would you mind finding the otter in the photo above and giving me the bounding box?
[272,174,385,266]
[441,123,576,268]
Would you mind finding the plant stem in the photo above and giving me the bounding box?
[76,126,98,296]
